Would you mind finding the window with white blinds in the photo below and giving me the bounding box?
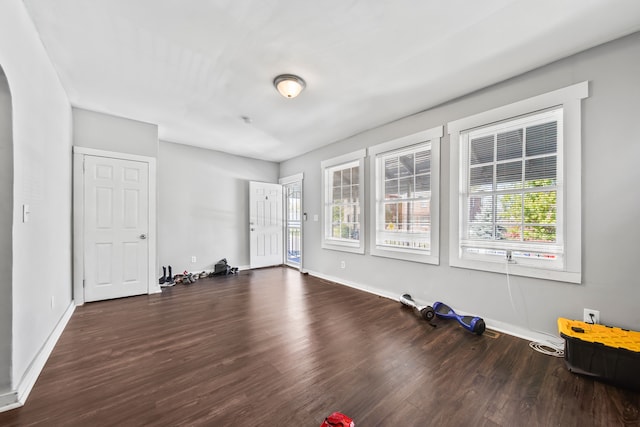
[461,108,563,266]
[448,82,588,283]
[369,127,442,264]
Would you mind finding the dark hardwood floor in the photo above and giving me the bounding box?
[1,267,638,426]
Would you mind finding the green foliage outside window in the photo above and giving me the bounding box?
[499,179,556,242]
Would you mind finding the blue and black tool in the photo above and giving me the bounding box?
[433,301,486,335]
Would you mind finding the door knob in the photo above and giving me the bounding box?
[140,234,147,239]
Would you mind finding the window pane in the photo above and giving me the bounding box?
[399,177,413,198]
[413,223,430,233]
[385,178,398,198]
[349,184,359,203]
[468,224,494,240]
[385,158,398,179]
[395,201,430,230]
[342,168,351,186]
[332,186,341,202]
[468,195,493,223]
[497,193,522,222]
[524,226,556,243]
[351,166,359,185]
[385,203,398,229]
[347,223,360,240]
[470,135,494,165]
[332,206,342,222]
[341,185,351,203]
[494,225,508,240]
[399,154,414,177]
[410,200,430,224]
[525,157,556,185]
[501,225,522,241]
[497,129,523,161]
[343,204,356,223]
[415,174,430,197]
[496,161,522,190]
[353,203,361,223]
[524,191,556,225]
[415,150,430,174]
[332,170,342,186]
[470,165,494,191]
[526,121,557,156]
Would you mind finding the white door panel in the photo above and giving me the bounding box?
[250,181,283,268]
[84,156,149,302]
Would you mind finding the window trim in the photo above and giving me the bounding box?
[368,126,442,264]
[447,82,588,283]
[321,149,366,254]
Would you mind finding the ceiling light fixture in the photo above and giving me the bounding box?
[273,74,306,99]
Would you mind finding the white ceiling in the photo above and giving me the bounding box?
[23,0,640,162]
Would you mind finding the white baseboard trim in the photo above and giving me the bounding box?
[0,301,76,413]
[304,269,564,347]
[305,270,398,301]
[0,391,19,413]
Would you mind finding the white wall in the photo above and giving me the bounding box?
[280,32,640,338]
[158,141,279,273]
[0,68,12,393]
[0,0,73,399]
[73,107,158,158]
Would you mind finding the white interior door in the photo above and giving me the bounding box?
[84,155,149,302]
[250,181,283,268]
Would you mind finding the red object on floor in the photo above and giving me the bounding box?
[320,412,354,427]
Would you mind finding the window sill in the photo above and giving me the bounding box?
[321,240,365,254]
[371,246,439,265]
[450,257,581,284]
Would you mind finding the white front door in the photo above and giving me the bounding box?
[249,181,283,269]
[84,155,149,302]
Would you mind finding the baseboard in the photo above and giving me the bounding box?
[304,270,563,347]
[305,270,398,301]
[0,301,76,413]
[0,391,19,413]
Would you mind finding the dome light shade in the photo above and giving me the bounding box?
[274,74,306,98]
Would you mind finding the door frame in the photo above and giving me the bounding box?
[73,147,158,305]
[279,173,303,272]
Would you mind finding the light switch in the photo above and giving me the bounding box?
[313,214,319,222]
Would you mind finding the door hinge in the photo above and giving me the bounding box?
[82,279,85,288]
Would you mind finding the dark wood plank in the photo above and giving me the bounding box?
[0,267,638,426]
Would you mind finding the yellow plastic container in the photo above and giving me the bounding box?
[558,317,640,390]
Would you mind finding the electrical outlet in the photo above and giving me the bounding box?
[340,260,346,269]
[191,256,197,263]
[584,308,600,324]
